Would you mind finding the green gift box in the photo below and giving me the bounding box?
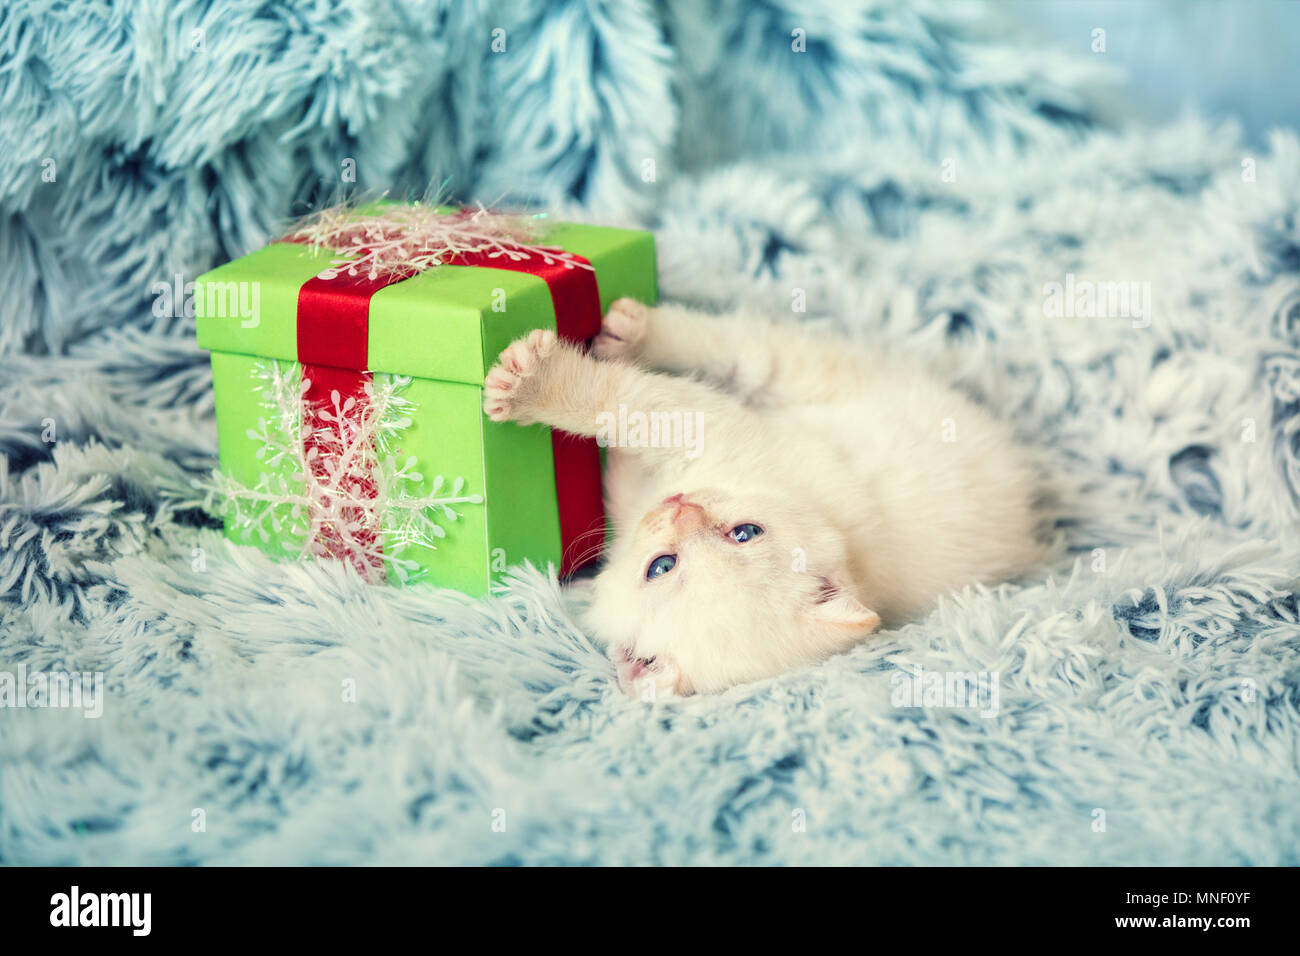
[194,204,657,594]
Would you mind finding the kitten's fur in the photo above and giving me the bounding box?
[484,299,1041,697]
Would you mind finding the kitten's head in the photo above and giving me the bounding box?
[586,489,881,697]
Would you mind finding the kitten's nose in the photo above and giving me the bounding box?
[670,500,708,535]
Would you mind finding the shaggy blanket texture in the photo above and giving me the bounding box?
[2,0,1299,865]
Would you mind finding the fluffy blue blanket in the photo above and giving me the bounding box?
[2,0,1299,865]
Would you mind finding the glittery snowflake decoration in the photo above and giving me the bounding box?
[284,197,595,282]
[206,360,483,584]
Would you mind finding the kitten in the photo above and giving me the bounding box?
[483,299,1042,697]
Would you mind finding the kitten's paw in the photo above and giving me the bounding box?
[483,328,558,422]
[593,297,650,361]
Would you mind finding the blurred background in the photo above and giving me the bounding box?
[1007,0,1299,146]
[4,0,1298,357]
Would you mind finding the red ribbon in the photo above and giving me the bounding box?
[445,250,604,578]
[296,271,399,581]
[293,248,605,581]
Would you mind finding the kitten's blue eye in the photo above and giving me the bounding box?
[646,554,677,580]
[729,523,764,543]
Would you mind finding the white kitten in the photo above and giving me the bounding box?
[484,299,1042,697]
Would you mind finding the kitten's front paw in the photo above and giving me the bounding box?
[593,297,650,361]
[483,329,558,422]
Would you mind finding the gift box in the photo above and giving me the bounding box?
[194,202,656,594]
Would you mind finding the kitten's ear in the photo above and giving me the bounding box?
[809,579,881,634]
